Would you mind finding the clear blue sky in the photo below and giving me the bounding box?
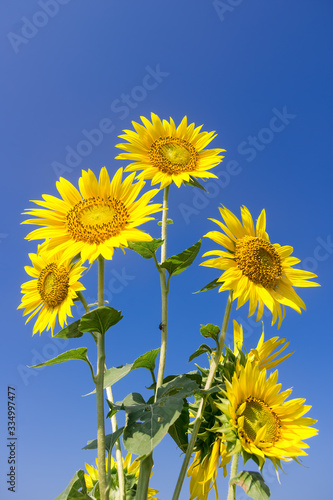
[1,1,332,499]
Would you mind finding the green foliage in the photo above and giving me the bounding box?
[157,218,173,226]
[188,343,212,362]
[54,470,94,500]
[168,401,190,453]
[83,427,124,452]
[230,471,270,500]
[55,320,83,339]
[131,348,160,372]
[29,348,91,369]
[127,239,163,259]
[119,375,199,456]
[160,239,202,276]
[200,324,220,343]
[79,306,123,335]
[195,277,222,293]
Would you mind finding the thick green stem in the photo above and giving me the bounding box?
[95,256,108,500]
[227,452,240,500]
[106,385,126,500]
[136,186,170,500]
[172,291,233,500]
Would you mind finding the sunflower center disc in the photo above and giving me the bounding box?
[37,263,69,307]
[149,136,197,174]
[235,236,282,288]
[66,196,129,244]
[242,397,279,444]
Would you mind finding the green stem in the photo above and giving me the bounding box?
[172,290,233,500]
[227,453,240,500]
[136,185,170,500]
[105,384,126,500]
[95,256,108,500]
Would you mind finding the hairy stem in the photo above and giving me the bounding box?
[136,185,170,500]
[227,452,240,500]
[172,291,233,500]
[95,256,108,500]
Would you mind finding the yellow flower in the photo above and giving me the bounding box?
[233,319,293,370]
[187,439,230,500]
[22,167,161,264]
[84,453,159,499]
[218,362,317,469]
[18,248,86,335]
[115,112,225,188]
[201,205,319,328]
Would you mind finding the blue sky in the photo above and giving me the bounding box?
[1,1,332,499]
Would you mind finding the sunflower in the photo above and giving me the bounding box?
[187,439,230,500]
[84,453,159,499]
[216,362,317,470]
[22,167,161,264]
[201,205,319,328]
[115,112,225,188]
[18,248,86,335]
[232,319,293,371]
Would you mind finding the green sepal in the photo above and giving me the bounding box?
[120,375,199,456]
[184,176,208,192]
[160,239,202,276]
[83,427,124,452]
[79,306,123,335]
[54,469,94,500]
[54,320,83,339]
[195,277,222,293]
[29,348,90,368]
[230,471,270,500]
[188,344,212,362]
[127,239,163,259]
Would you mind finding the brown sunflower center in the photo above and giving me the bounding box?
[37,263,69,307]
[234,236,282,288]
[240,397,280,445]
[66,196,129,244]
[149,136,197,174]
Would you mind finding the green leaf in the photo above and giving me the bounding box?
[132,348,160,371]
[184,176,208,192]
[127,239,163,259]
[83,427,124,452]
[54,320,83,339]
[160,239,202,276]
[168,401,189,453]
[188,343,212,362]
[200,324,220,342]
[54,470,94,500]
[230,471,270,500]
[195,277,222,293]
[29,348,90,368]
[79,306,123,335]
[122,375,199,456]
[158,218,173,226]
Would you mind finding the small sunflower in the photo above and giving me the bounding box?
[22,167,161,264]
[232,319,293,371]
[201,205,319,328]
[84,453,159,499]
[18,248,86,335]
[187,439,230,500]
[217,362,317,469]
[115,112,225,188]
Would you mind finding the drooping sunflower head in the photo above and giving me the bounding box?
[216,362,317,470]
[18,248,86,335]
[201,205,319,327]
[115,112,225,188]
[22,167,162,264]
[187,439,230,500]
